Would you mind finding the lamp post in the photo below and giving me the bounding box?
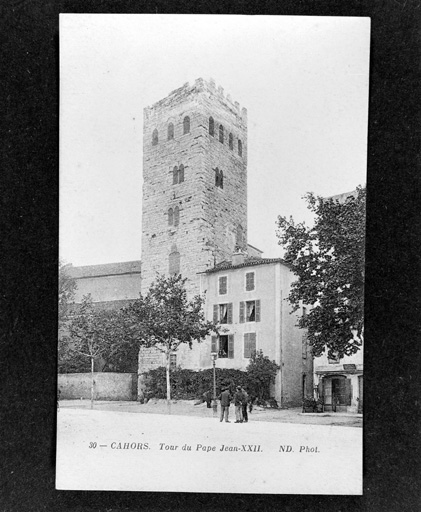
[211,352,218,416]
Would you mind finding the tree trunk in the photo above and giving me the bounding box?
[90,356,94,410]
[166,351,171,415]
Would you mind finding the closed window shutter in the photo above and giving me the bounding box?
[219,276,227,294]
[227,303,233,324]
[250,333,256,356]
[246,272,254,291]
[228,335,234,359]
[345,379,352,406]
[211,336,217,353]
[213,304,218,323]
[244,333,250,358]
[255,300,261,322]
[239,301,245,323]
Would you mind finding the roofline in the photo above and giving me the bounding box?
[68,260,142,279]
[198,258,291,274]
[246,243,264,253]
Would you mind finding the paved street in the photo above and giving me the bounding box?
[59,398,362,428]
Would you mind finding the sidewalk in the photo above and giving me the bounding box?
[59,399,362,427]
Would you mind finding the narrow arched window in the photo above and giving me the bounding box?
[219,125,224,143]
[172,166,178,185]
[229,133,233,150]
[238,139,242,157]
[152,129,158,146]
[169,245,180,275]
[209,117,214,136]
[168,208,174,226]
[178,164,184,183]
[220,170,224,189]
[168,123,174,140]
[236,224,244,247]
[174,206,180,227]
[183,116,190,134]
[215,167,220,187]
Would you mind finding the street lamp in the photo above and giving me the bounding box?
[211,352,218,416]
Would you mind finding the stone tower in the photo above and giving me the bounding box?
[141,78,248,296]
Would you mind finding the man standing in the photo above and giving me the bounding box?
[241,387,249,423]
[234,386,244,423]
[203,389,212,408]
[218,387,231,423]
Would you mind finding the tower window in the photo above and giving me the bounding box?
[174,206,180,227]
[229,133,233,150]
[209,117,214,136]
[173,166,178,185]
[219,125,224,143]
[168,123,174,140]
[168,208,174,226]
[152,129,158,146]
[178,164,184,183]
[238,139,242,156]
[183,116,190,134]
[236,225,244,248]
[215,168,224,189]
[169,245,180,275]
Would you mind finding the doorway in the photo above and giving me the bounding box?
[322,375,351,412]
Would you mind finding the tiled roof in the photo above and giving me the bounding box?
[203,257,289,274]
[67,261,142,279]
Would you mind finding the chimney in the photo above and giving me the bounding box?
[232,251,245,266]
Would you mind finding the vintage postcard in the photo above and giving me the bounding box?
[57,14,369,494]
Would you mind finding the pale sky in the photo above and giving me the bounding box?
[60,15,370,266]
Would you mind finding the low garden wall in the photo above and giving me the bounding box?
[58,372,137,400]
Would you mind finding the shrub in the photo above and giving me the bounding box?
[246,350,281,401]
[142,367,249,400]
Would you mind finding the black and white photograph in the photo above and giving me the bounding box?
[57,14,370,494]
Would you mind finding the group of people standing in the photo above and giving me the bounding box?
[218,386,249,423]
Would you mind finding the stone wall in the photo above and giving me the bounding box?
[141,78,247,298]
[58,372,137,400]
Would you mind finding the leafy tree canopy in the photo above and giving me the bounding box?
[124,274,218,353]
[276,186,365,359]
[58,260,76,328]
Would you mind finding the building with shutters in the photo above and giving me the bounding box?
[199,252,314,407]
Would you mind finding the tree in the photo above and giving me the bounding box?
[123,274,219,410]
[276,186,365,359]
[58,260,76,329]
[246,350,280,402]
[65,295,113,408]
